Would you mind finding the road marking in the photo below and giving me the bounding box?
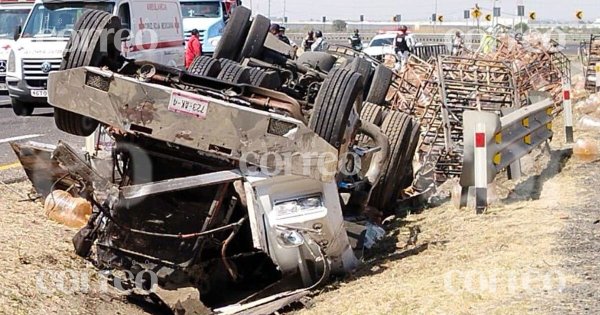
[0,134,44,144]
[0,162,21,171]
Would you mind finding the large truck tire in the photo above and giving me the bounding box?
[369,111,415,213]
[365,64,393,105]
[309,68,363,149]
[55,10,122,137]
[356,102,385,144]
[188,56,222,77]
[213,6,252,61]
[297,52,337,72]
[11,98,34,116]
[248,68,281,89]
[239,15,270,60]
[217,63,251,84]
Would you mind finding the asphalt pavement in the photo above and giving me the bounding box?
[0,93,84,179]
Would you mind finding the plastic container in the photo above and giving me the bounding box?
[577,115,600,130]
[44,190,93,228]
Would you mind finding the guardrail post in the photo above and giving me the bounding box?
[562,80,574,143]
[474,122,488,214]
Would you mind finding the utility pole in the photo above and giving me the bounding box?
[268,0,271,19]
[492,0,497,27]
[434,0,438,31]
[283,0,286,25]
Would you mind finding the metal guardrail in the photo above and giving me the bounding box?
[413,44,448,61]
[460,98,554,188]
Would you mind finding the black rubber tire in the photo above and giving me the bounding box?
[213,6,252,61]
[366,64,393,105]
[217,63,251,84]
[297,52,337,72]
[239,15,270,60]
[11,98,34,116]
[369,111,414,213]
[309,68,363,149]
[56,10,122,137]
[398,120,421,189]
[356,102,384,144]
[248,68,281,89]
[188,56,222,77]
[346,57,373,84]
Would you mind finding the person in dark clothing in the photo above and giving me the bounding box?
[270,23,290,45]
[349,29,362,51]
[395,25,411,68]
[302,30,315,51]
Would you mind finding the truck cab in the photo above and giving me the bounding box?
[180,0,239,56]
[0,0,33,94]
[6,0,185,116]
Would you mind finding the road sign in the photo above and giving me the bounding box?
[576,11,583,20]
[360,14,364,22]
[322,16,326,23]
[472,8,481,19]
[438,15,444,23]
[485,14,492,22]
[464,10,470,19]
[517,5,525,17]
[529,11,536,20]
[432,13,436,22]
[493,7,501,17]
[393,14,401,22]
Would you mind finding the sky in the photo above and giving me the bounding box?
[241,0,600,22]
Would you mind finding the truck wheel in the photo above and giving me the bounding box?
[248,68,281,89]
[188,56,222,77]
[56,10,122,137]
[365,65,393,105]
[369,111,414,213]
[309,68,363,149]
[398,121,421,189]
[217,63,251,84]
[11,98,34,116]
[297,52,337,72]
[239,15,270,60]
[213,6,252,61]
[356,102,384,145]
[346,57,373,86]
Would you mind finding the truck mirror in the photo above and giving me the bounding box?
[13,25,22,41]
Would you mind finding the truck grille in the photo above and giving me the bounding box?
[23,59,62,87]
[184,30,206,44]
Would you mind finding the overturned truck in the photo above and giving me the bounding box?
[24,7,420,313]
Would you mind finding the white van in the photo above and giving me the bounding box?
[0,0,34,93]
[6,0,185,116]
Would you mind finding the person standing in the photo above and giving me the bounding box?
[349,29,362,51]
[452,31,465,55]
[311,30,329,52]
[185,29,202,69]
[270,24,291,45]
[302,30,315,52]
[395,25,412,69]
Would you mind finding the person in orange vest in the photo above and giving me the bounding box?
[185,29,202,69]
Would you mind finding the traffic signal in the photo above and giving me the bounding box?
[576,11,584,20]
[529,11,536,20]
[438,15,444,23]
[485,14,492,22]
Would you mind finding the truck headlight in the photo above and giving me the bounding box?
[272,195,323,219]
[7,50,15,73]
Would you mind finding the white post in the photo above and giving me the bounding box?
[596,63,600,92]
[562,79,574,143]
[474,122,488,214]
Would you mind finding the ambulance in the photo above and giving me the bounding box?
[0,0,33,93]
[180,0,240,56]
[6,0,185,116]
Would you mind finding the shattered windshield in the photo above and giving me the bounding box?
[0,9,30,39]
[181,2,221,18]
[21,3,114,38]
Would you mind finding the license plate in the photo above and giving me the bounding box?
[31,90,48,97]
[168,90,209,119]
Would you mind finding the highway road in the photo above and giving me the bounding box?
[0,93,84,179]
